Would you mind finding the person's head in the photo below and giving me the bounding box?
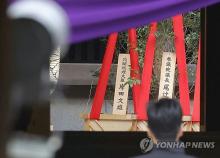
[147,98,183,142]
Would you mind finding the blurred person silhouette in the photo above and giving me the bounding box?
[131,98,196,158]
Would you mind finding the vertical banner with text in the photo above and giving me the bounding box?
[113,54,130,115]
[158,52,176,99]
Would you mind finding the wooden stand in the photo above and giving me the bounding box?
[81,49,200,132]
[182,121,200,132]
[81,114,148,131]
[81,114,198,131]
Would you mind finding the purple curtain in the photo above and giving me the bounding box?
[56,0,220,44]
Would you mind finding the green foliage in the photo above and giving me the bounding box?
[101,11,200,99]
[184,11,200,64]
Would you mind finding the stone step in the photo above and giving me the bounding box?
[58,63,196,86]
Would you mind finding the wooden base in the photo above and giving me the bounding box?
[81,114,200,132]
[182,121,200,132]
[81,114,148,131]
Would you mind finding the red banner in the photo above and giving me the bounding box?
[192,37,200,122]
[90,33,118,119]
[172,15,190,116]
[137,23,157,120]
[128,28,141,113]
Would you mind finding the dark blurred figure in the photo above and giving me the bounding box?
[6,0,70,135]
[132,98,196,158]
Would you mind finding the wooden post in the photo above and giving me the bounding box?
[158,52,176,99]
[112,54,130,115]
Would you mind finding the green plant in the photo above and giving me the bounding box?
[100,11,200,99]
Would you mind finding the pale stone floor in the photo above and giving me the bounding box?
[50,85,194,131]
[50,85,132,131]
